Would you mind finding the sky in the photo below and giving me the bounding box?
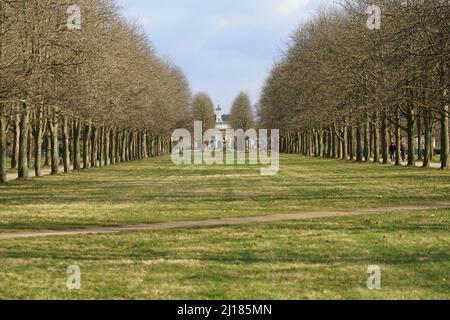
[117,0,336,112]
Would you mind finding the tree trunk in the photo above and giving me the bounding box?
[363,120,370,162]
[18,104,30,179]
[69,125,74,164]
[131,132,135,159]
[331,127,337,158]
[115,129,121,163]
[148,136,153,157]
[122,130,127,162]
[441,105,449,170]
[417,114,422,161]
[423,109,433,168]
[395,111,401,166]
[143,132,148,158]
[0,114,6,183]
[318,130,323,157]
[327,130,332,158]
[110,129,116,165]
[141,132,145,158]
[33,108,44,177]
[120,130,124,162]
[127,131,131,161]
[157,137,161,156]
[406,109,416,166]
[373,113,380,164]
[139,132,144,158]
[104,127,110,166]
[45,134,51,167]
[98,127,104,168]
[27,129,32,169]
[337,133,342,159]
[134,132,138,159]
[83,123,91,169]
[355,125,363,162]
[312,130,317,157]
[62,116,70,173]
[128,131,134,160]
[49,114,60,175]
[73,119,81,171]
[369,122,374,159]
[11,112,20,169]
[349,125,354,161]
[298,134,302,155]
[342,125,348,160]
[439,36,449,170]
[322,131,327,157]
[91,127,98,168]
[381,113,388,164]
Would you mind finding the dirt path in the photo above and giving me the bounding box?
[1,203,449,241]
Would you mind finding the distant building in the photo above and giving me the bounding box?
[212,105,257,151]
[215,106,231,131]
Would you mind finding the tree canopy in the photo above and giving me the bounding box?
[259,0,449,169]
[230,92,254,131]
[192,92,215,131]
[0,0,192,182]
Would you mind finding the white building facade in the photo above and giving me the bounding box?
[215,106,231,131]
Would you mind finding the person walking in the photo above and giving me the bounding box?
[400,143,406,163]
[389,143,397,163]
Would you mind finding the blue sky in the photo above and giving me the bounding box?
[117,0,336,112]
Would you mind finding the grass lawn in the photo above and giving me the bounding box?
[0,155,449,232]
[0,210,448,299]
[0,155,449,299]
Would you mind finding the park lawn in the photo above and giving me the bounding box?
[0,155,449,232]
[0,209,448,299]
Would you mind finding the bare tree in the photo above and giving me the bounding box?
[259,1,449,169]
[192,92,215,131]
[0,0,192,183]
[230,92,254,131]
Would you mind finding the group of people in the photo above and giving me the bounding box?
[389,142,407,163]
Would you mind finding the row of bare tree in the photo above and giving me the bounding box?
[259,0,449,169]
[0,0,191,183]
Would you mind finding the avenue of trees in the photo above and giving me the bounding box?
[259,0,450,169]
[0,0,191,183]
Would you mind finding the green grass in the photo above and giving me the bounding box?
[0,155,449,299]
[0,155,449,232]
[0,210,448,299]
